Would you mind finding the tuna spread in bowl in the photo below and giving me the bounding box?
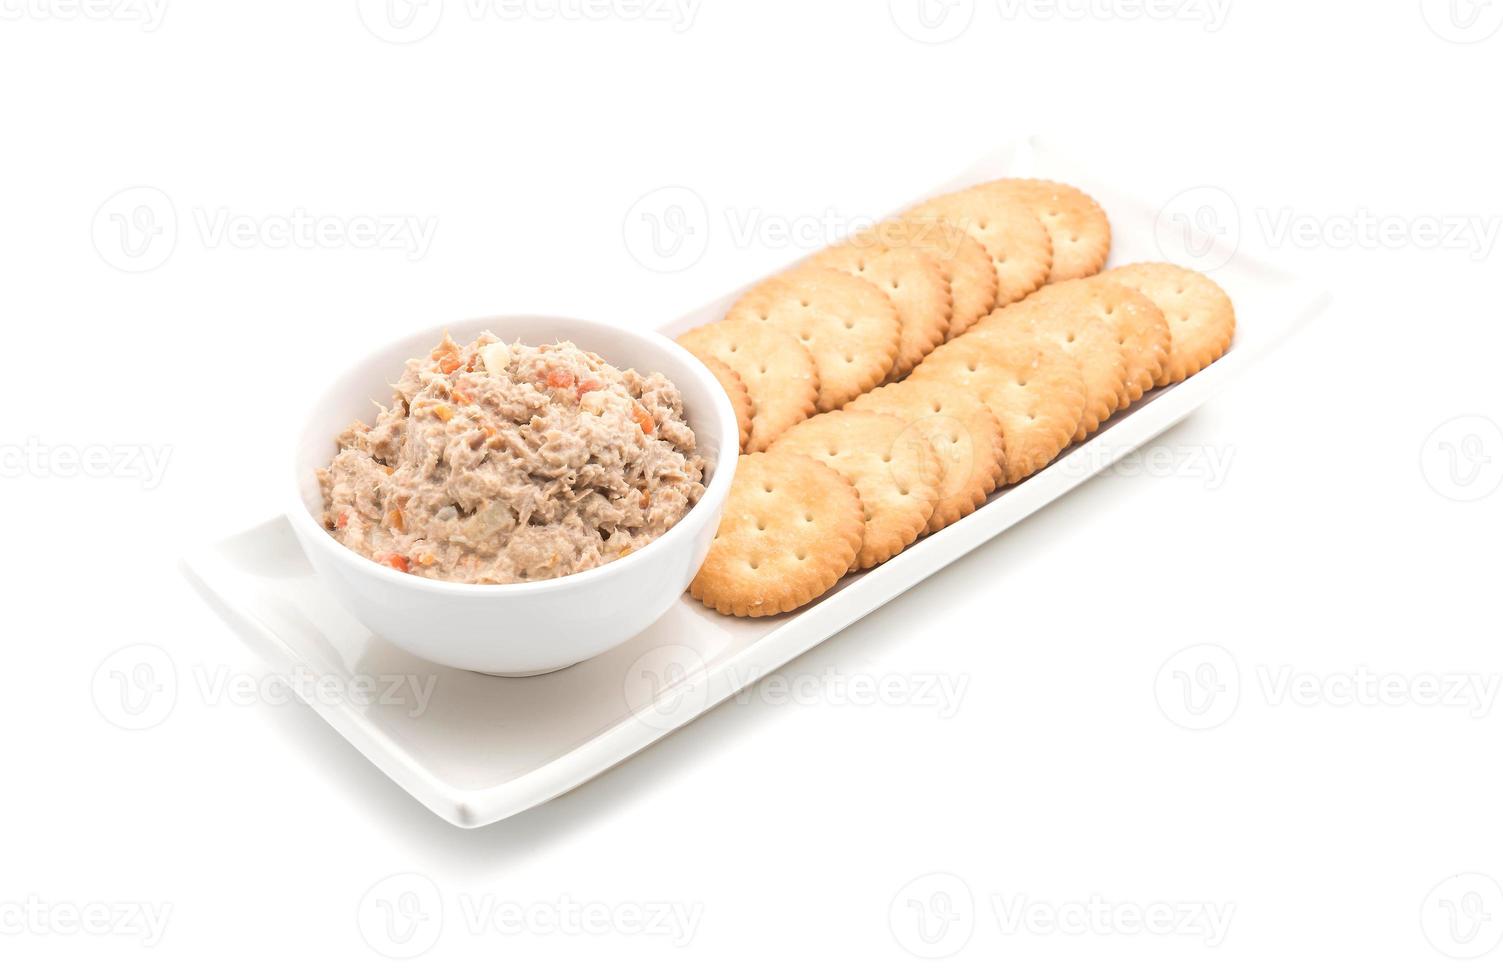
[317,332,708,585]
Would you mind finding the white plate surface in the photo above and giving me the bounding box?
[183,140,1330,828]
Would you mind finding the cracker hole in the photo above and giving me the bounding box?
[748,560,760,571]
[795,552,808,562]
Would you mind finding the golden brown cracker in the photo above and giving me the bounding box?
[806,244,950,381]
[1099,263,1236,384]
[1012,278,1170,406]
[978,178,1112,282]
[698,354,754,451]
[817,217,996,344]
[677,320,818,452]
[690,452,863,617]
[728,266,901,412]
[910,330,1086,485]
[903,187,1054,308]
[970,287,1129,442]
[769,410,940,569]
[845,379,1004,533]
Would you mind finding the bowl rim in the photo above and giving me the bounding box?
[287,314,739,599]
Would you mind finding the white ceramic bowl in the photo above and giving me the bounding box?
[287,315,739,676]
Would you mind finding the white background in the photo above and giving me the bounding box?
[3,0,1501,975]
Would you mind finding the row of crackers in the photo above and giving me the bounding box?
[675,178,1237,617]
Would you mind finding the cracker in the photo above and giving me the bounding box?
[729,266,901,412]
[769,410,941,569]
[677,320,818,452]
[845,379,1004,533]
[903,187,1054,308]
[1099,263,1236,384]
[1013,278,1170,406]
[909,330,1086,485]
[970,286,1128,442]
[816,217,996,344]
[698,354,753,451]
[977,178,1112,282]
[806,243,950,381]
[690,453,863,617]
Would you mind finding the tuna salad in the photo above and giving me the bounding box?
[318,333,707,584]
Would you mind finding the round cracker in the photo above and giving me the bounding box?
[1099,263,1236,384]
[729,266,901,412]
[970,287,1128,443]
[690,452,863,617]
[677,320,818,452]
[910,331,1086,485]
[977,178,1112,283]
[806,243,950,381]
[816,217,997,344]
[1012,278,1170,406]
[698,354,753,452]
[769,410,940,570]
[903,186,1054,308]
[845,379,1004,534]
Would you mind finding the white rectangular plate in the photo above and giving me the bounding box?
[183,140,1329,828]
